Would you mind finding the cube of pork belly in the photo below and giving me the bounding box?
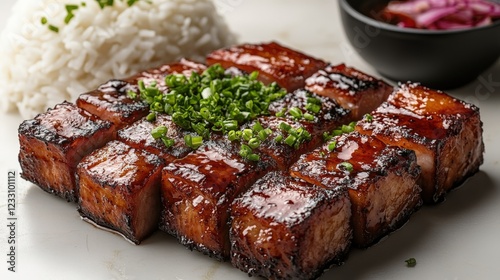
[18,101,114,202]
[230,171,352,280]
[290,132,421,247]
[243,116,324,170]
[305,64,393,120]
[77,140,164,244]
[206,42,327,92]
[268,89,351,133]
[76,79,149,129]
[117,115,193,162]
[356,83,484,203]
[160,140,276,260]
[124,58,207,89]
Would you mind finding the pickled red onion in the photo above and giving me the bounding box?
[382,0,500,29]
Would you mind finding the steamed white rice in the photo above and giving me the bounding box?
[0,0,235,118]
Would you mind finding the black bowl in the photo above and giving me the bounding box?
[339,0,500,89]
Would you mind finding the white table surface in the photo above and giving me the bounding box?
[1,1,500,279]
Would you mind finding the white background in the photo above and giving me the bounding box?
[1,0,500,279]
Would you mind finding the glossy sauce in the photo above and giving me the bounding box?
[207,42,327,92]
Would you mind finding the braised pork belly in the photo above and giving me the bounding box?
[76,79,149,130]
[356,83,484,203]
[291,132,421,247]
[305,64,393,120]
[77,140,164,244]
[230,171,352,280]
[18,101,114,202]
[160,140,276,260]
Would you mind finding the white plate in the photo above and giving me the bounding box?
[1,1,500,279]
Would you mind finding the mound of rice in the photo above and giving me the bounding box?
[0,0,235,118]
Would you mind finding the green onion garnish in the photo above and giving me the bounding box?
[405,258,417,267]
[136,64,286,157]
[279,122,292,132]
[248,138,261,149]
[274,134,283,143]
[275,108,286,117]
[184,135,203,149]
[48,25,59,33]
[364,114,374,122]
[161,137,175,148]
[151,126,167,139]
[127,90,137,99]
[64,5,79,24]
[288,107,303,119]
[284,135,297,147]
[304,112,315,121]
[338,162,354,172]
[327,141,337,152]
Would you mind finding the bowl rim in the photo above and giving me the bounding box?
[339,0,500,35]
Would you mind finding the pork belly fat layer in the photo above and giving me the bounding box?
[291,132,421,247]
[305,63,393,120]
[160,140,275,260]
[77,140,163,244]
[18,101,114,202]
[356,83,484,203]
[206,42,327,92]
[76,79,149,129]
[118,115,193,162]
[268,89,351,133]
[230,171,352,280]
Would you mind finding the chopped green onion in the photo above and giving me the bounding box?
[305,103,321,114]
[274,134,283,143]
[364,114,373,122]
[228,130,240,141]
[327,141,337,152]
[338,162,354,172]
[239,144,252,157]
[405,258,417,267]
[249,71,259,81]
[127,90,137,99]
[342,124,354,133]
[288,107,303,119]
[242,129,253,141]
[275,108,286,117]
[252,121,264,133]
[248,138,261,149]
[184,135,203,149]
[48,25,59,33]
[64,5,79,24]
[279,122,292,132]
[257,128,271,141]
[304,112,315,121]
[161,137,175,148]
[307,97,322,105]
[284,135,297,147]
[41,17,48,25]
[247,153,260,161]
[223,120,238,131]
[151,126,167,139]
[146,112,156,122]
